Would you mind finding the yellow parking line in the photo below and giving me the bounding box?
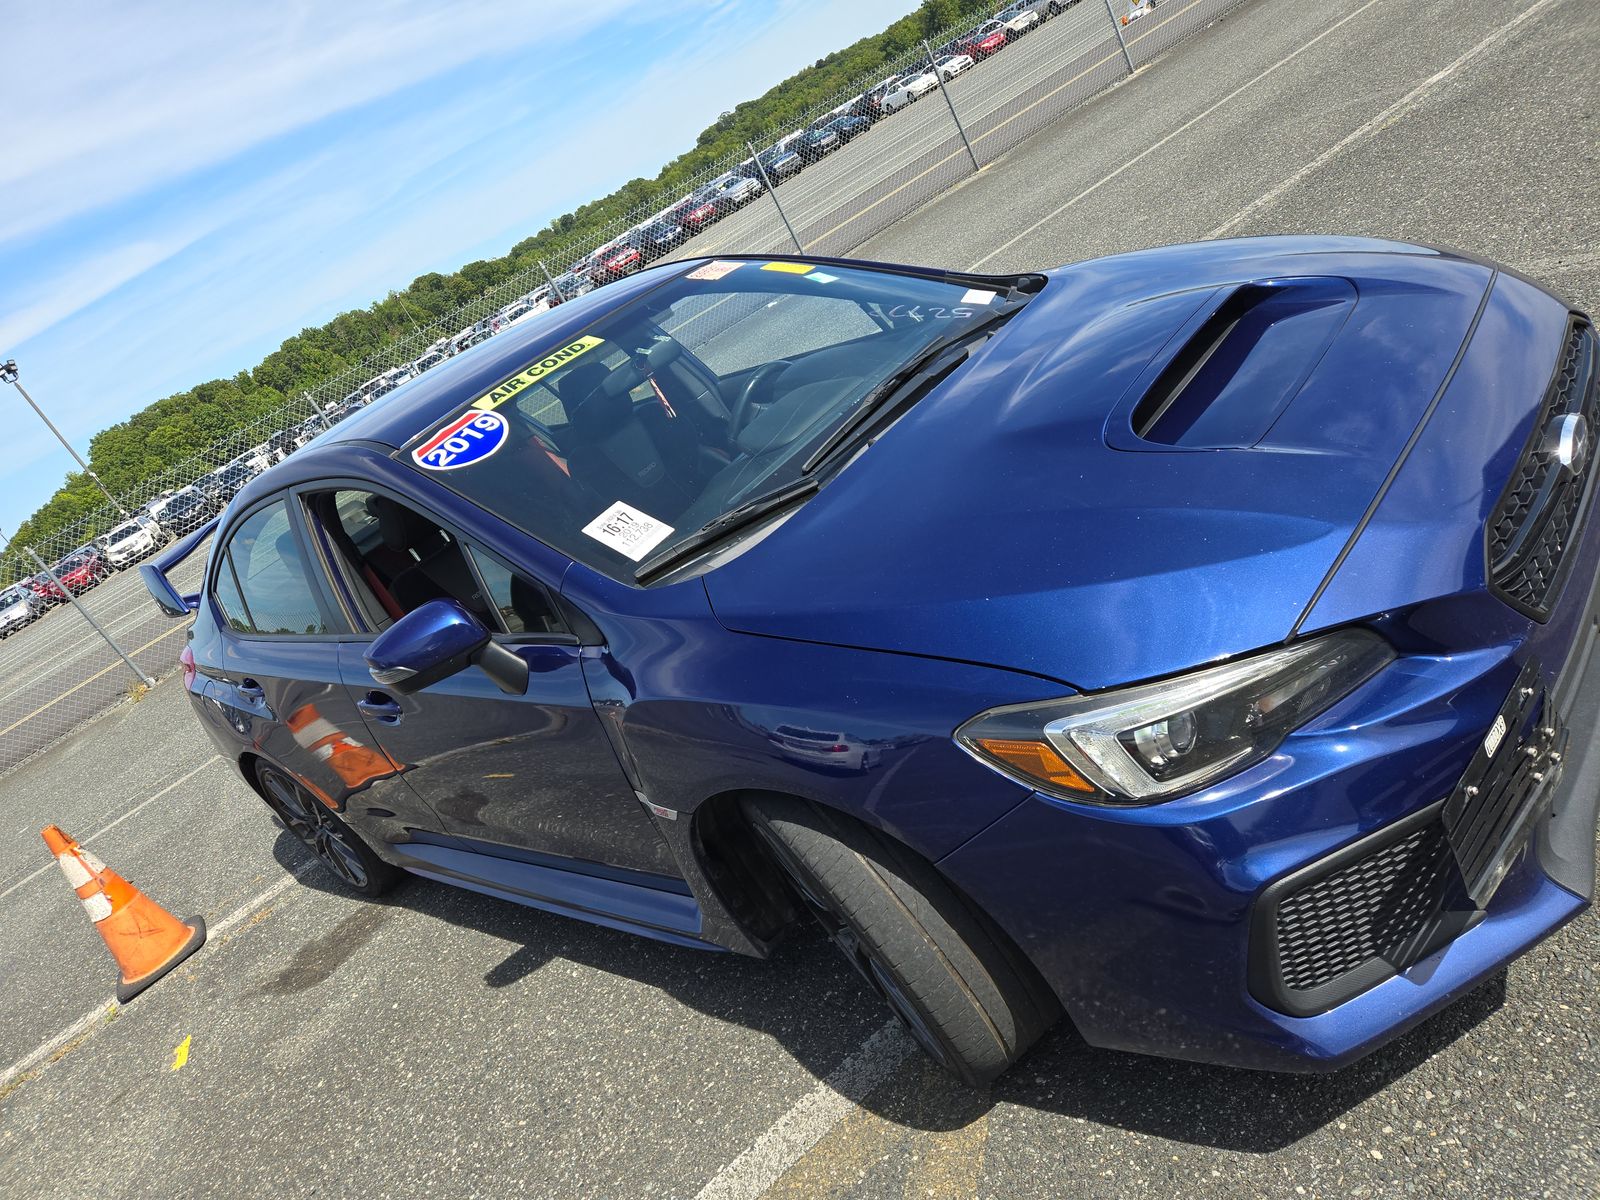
[0,621,190,740]
[901,1112,989,1199]
[761,1104,904,1199]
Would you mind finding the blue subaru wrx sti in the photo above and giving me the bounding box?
[144,239,1599,1084]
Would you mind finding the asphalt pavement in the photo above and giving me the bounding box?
[3,1,1599,1196]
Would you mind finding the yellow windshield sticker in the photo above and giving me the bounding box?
[471,336,606,410]
[760,262,812,274]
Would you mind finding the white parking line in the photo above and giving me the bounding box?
[693,1021,914,1200]
[967,0,1385,269]
[0,860,313,1094]
[1205,0,1566,239]
[0,756,224,906]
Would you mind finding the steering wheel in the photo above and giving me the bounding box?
[729,360,793,440]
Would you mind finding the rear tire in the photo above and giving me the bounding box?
[743,795,1059,1086]
[255,761,398,898]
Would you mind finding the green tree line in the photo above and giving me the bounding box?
[6,0,999,557]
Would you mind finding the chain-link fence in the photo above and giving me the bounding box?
[0,0,1249,775]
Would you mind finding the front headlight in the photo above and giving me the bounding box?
[955,630,1394,805]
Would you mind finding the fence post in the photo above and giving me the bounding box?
[1103,0,1137,74]
[24,545,153,688]
[539,258,566,302]
[924,39,980,173]
[746,140,805,255]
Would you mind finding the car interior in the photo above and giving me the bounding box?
[305,489,567,639]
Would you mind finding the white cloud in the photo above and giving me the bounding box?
[0,0,657,246]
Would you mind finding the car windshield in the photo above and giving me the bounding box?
[109,526,142,545]
[401,259,1032,581]
[1,587,25,606]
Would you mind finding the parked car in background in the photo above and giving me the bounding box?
[411,350,448,376]
[882,66,940,113]
[851,76,902,123]
[936,53,975,80]
[671,189,723,235]
[636,218,685,260]
[960,21,1011,58]
[746,142,803,183]
[0,584,46,637]
[591,235,647,285]
[1014,0,1078,17]
[103,519,163,570]
[50,548,110,595]
[710,172,763,211]
[795,127,842,163]
[25,572,67,607]
[823,115,870,144]
[996,2,1044,34]
[199,461,254,508]
[148,486,214,536]
[550,270,596,302]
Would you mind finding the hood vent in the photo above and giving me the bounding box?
[1130,278,1356,448]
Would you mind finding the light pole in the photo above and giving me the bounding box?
[1,359,129,518]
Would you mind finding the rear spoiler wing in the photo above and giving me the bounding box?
[138,518,218,618]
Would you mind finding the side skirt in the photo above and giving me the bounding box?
[389,841,722,953]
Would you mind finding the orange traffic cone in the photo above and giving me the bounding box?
[42,825,206,1002]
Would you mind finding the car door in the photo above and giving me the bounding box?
[301,484,680,880]
[205,496,437,845]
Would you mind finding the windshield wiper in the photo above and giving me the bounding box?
[801,307,1014,475]
[634,475,820,584]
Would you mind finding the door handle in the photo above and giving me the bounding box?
[358,692,403,725]
[236,679,265,702]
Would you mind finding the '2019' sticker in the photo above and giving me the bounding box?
[413,410,509,471]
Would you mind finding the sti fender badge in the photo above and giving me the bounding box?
[413,410,509,471]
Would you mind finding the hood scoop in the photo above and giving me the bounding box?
[1116,278,1357,450]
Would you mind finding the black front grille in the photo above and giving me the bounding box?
[1487,318,1599,620]
[1251,665,1566,1017]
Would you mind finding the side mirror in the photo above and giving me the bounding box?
[365,599,528,696]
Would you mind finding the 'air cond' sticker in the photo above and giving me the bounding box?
[805,271,839,284]
[686,260,744,281]
[760,261,812,274]
[413,410,509,471]
[471,335,605,411]
[581,501,674,561]
[961,288,997,305]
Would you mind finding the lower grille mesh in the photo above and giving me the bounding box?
[1274,822,1457,993]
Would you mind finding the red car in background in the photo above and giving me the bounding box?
[670,190,721,234]
[590,236,645,284]
[34,549,110,599]
[961,21,1010,58]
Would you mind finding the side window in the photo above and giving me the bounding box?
[211,554,251,634]
[467,548,568,637]
[220,500,334,635]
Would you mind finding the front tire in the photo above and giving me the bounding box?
[255,761,397,897]
[743,795,1059,1086]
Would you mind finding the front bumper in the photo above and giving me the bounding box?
[939,569,1600,1072]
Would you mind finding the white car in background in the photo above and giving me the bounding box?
[936,53,974,80]
[882,66,940,112]
[102,518,163,569]
[0,584,45,638]
[411,350,447,375]
[997,2,1045,34]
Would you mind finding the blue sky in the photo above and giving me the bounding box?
[0,0,917,537]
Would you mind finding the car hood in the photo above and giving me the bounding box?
[703,237,1500,690]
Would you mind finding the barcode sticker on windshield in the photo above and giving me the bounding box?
[582,502,674,561]
[961,288,997,305]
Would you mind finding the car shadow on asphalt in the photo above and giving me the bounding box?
[273,831,1507,1154]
